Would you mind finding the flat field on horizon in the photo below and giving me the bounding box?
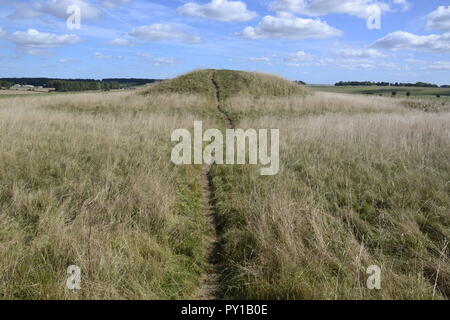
[310,85,450,102]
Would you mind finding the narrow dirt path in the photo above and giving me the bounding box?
[211,73,233,129]
[195,71,232,300]
[196,168,222,300]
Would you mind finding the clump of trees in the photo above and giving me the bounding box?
[47,80,121,92]
[0,78,162,91]
[335,81,443,88]
[0,80,12,89]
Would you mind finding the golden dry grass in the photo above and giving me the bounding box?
[0,70,448,300]
[0,90,220,299]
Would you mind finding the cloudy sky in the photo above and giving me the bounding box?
[0,0,449,84]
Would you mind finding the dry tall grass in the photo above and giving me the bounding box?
[0,69,448,300]
[0,91,219,299]
[211,80,450,300]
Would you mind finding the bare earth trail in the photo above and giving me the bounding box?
[195,72,233,300]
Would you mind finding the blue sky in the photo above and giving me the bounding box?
[0,0,449,84]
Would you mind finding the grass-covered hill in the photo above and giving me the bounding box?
[142,69,309,98]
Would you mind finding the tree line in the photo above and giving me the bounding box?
[0,78,162,91]
[335,81,447,88]
[46,80,121,92]
[0,80,13,88]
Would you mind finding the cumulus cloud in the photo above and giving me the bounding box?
[247,56,271,62]
[7,29,81,48]
[239,13,342,40]
[270,0,393,19]
[129,24,201,43]
[405,58,426,65]
[177,0,257,22]
[9,0,133,20]
[316,57,377,69]
[106,38,134,46]
[426,6,450,33]
[284,51,314,63]
[58,58,78,64]
[152,57,176,66]
[335,48,386,58]
[93,52,123,59]
[372,31,450,52]
[9,0,100,20]
[422,61,450,71]
[102,0,132,9]
[8,3,43,19]
[393,0,412,11]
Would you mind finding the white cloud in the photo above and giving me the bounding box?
[239,13,342,40]
[7,29,81,49]
[107,38,134,46]
[422,61,450,71]
[247,56,271,62]
[129,24,201,43]
[134,52,152,59]
[9,0,132,20]
[335,48,386,58]
[24,49,54,56]
[152,57,176,66]
[93,52,123,59]
[393,0,412,11]
[270,0,393,19]
[177,0,257,22]
[93,52,112,59]
[37,0,100,20]
[316,57,377,69]
[284,51,314,63]
[8,4,43,19]
[405,58,426,64]
[372,31,450,52]
[58,58,78,64]
[426,6,450,32]
[102,0,132,9]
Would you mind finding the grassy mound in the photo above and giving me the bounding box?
[213,69,310,99]
[141,69,310,99]
[141,70,216,97]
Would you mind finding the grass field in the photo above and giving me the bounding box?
[0,70,448,300]
[311,85,450,102]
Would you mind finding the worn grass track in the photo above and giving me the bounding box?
[195,71,234,300]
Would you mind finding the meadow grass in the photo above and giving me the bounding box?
[210,75,450,300]
[0,70,448,300]
[0,90,220,299]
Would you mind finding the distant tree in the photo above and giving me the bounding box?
[392,91,397,97]
[0,80,12,89]
[334,81,441,88]
[436,94,441,98]
[406,92,411,97]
